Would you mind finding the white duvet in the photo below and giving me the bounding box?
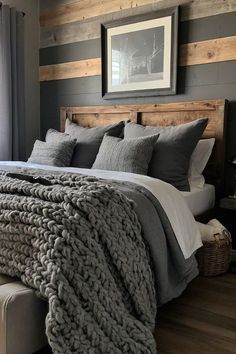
[0,161,202,259]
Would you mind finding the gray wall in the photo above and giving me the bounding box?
[2,0,40,158]
[40,9,236,194]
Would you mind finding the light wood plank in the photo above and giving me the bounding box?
[40,0,174,27]
[179,35,236,66]
[40,0,236,28]
[39,58,101,81]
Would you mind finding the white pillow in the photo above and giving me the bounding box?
[188,138,215,188]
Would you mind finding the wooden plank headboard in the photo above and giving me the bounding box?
[60,99,228,195]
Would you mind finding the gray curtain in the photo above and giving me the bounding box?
[0,4,25,161]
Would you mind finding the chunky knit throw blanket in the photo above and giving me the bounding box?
[0,171,157,354]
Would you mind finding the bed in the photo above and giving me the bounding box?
[0,99,227,354]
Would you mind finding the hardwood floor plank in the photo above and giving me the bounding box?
[155,274,236,353]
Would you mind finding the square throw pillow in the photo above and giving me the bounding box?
[188,138,215,188]
[92,134,159,175]
[65,119,125,168]
[124,119,208,191]
[28,139,76,167]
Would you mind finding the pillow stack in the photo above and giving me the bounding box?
[28,121,125,168]
[64,119,125,168]
[28,117,211,192]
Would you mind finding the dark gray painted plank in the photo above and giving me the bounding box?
[40,39,101,66]
[180,11,236,44]
[179,62,236,89]
[218,61,236,85]
[178,64,218,88]
[40,76,102,96]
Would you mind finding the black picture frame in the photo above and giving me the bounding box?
[101,6,179,99]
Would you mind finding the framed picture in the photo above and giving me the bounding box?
[101,7,179,99]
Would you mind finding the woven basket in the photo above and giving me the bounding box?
[197,231,232,276]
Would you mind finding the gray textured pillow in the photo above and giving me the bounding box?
[124,119,208,191]
[28,139,76,167]
[92,134,159,175]
[45,128,74,143]
[65,119,125,168]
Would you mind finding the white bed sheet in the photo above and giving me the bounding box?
[0,161,202,259]
[182,184,215,217]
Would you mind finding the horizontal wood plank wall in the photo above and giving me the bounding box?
[39,35,236,81]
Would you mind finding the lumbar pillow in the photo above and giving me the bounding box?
[65,119,125,168]
[124,119,208,191]
[28,139,76,167]
[188,138,215,188]
[92,134,159,175]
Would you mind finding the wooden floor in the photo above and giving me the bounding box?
[155,273,236,354]
[39,274,236,354]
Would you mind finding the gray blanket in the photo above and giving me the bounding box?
[113,182,198,306]
[0,166,199,353]
[0,171,157,354]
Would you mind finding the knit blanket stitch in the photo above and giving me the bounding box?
[0,171,157,354]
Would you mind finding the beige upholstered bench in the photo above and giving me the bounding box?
[0,274,48,354]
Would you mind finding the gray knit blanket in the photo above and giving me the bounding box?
[0,171,157,354]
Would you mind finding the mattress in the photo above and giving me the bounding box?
[182,184,215,217]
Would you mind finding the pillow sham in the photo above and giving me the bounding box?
[92,133,159,175]
[28,139,76,167]
[189,138,215,188]
[124,119,208,191]
[65,119,125,168]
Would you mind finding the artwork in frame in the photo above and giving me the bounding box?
[101,7,179,99]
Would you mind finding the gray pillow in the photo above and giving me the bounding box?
[124,119,208,191]
[92,134,159,175]
[65,119,125,168]
[28,139,76,167]
[45,128,74,143]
